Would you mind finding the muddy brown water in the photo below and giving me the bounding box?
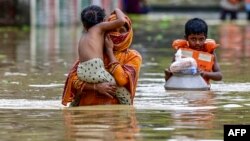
[0,14,250,141]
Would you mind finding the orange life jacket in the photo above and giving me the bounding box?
[228,0,241,5]
[172,39,218,72]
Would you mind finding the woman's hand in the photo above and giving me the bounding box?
[96,82,117,98]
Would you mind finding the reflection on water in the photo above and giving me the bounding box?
[63,106,141,141]
[1,14,250,140]
[218,22,250,82]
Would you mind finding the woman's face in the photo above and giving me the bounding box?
[111,26,128,34]
[109,26,129,44]
[186,33,206,51]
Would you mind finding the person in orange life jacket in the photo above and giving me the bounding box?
[164,18,223,84]
[220,0,242,20]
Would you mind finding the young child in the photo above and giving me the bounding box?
[165,18,223,86]
[76,5,131,105]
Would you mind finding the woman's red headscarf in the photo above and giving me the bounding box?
[107,14,133,52]
[104,14,141,103]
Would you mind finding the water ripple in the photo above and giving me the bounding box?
[0,99,62,109]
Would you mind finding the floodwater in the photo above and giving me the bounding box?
[1,13,250,141]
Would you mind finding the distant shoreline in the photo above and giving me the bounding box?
[150,5,221,12]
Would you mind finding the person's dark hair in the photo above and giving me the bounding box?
[81,5,105,30]
[185,18,208,37]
